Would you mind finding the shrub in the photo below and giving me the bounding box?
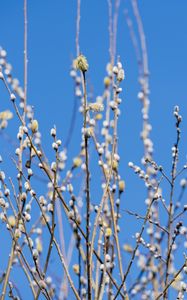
[0,1,186,300]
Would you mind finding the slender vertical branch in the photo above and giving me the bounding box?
[98,236,107,300]
[113,0,120,64]
[94,229,103,300]
[1,2,28,298]
[82,71,92,300]
[1,241,16,300]
[76,0,81,57]
[23,0,28,119]
[164,111,181,299]
[107,0,113,65]
[35,154,58,300]
[124,9,142,73]
[131,0,148,76]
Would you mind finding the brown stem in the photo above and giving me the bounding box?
[82,71,92,300]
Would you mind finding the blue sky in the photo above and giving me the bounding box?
[0,1,187,299]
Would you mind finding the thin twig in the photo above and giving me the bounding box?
[23,0,28,119]
[82,70,92,300]
[76,0,81,57]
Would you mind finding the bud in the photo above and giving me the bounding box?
[73,264,80,275]
[117,69,125,81]
[31,119,38,133]
[15,228,21,239]
[50,127,56,137]
[123,244,133,253]
[38,280,47,290]
[0,110,13,120]
[32,249,39,260]
[112,159,118,171]
[118,180,125,193]
[113,66,118,74]
[73,157,82,168]
[95,113,103,120]
[36,238,43,253]
[105,227,112,237]
[75,54,89,72]
[88,102,104,112]
[84,127,93,138]
[104,76,111,87]
[8,215,16,228]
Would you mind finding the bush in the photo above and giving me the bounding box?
[0,1,187,299]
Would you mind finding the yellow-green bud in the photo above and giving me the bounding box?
[118,180,125,193]
[73,264,80,275]
[105,227,112,237]
[123,244,133,253]
[36,238,43,253]
[73,157,82,168]
[15,228,21,239]
[0,110,13,120]
[88,102,104,112]
[75,54,89,72]
[8,215,16,228]
[104,76,111,87]
[112,159,118,171]
[95,113,103,120]
[31,119,39,133]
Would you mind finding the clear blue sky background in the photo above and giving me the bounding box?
[0,1,187,299]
